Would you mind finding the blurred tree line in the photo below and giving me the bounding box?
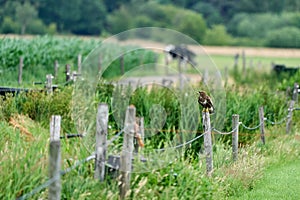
[0,0,299,47]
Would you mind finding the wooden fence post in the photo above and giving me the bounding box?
[65,64,71,82]
[134,117,145,153]
[224,66,228,87]
[164,52,169,75]
[286,100,295,134]
[202,111,213,175]
[178,59,184,90]
[286,86,291,101]
[119,105,136,199]
[77,54,82,74]
[95,103,109,181]
[259,106,265,145]
[49,115,61,200]
[232,114,239,162]
[46,74,53,94]
[293,83,299,103]
[203,69,208,85]
[18,56,23,85]
[233,53,239,70]
[242,50,246,76]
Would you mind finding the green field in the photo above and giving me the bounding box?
[210,55,300,71]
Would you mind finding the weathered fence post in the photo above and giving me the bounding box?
[233,53,239,70]
[54,60,58,78]
[293,83,299,103]
[46,74,53,94]
[259,106,265,145]
[178,59,184,90]
[49,115,61,200]
[224,66,228,87]
[286,86,291,101]
[164,52,169,75]
[242,50,246,76]
[286,100,295,134]
[203,69,209,85]
[119,105,136,199]
[18,56,23,85]
[134,117,145,153]
[120,55,124,75]
[202,111,213,175]
[232,114,239,162]
[77,54,82,74]
[95,103,109,181]
[65,64,71,82]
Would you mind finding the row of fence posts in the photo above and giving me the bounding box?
[17,53,142,86]
[48,104,144,200]
[17,55,83,86]
[204,85,298,175]
[48,82,299,198]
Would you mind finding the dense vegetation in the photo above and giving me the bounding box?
[0,36,299,199]
[1,0,300,47]
[0,36,157,85]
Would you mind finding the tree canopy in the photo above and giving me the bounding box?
[0,0,299,47]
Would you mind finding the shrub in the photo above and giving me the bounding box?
[265,27,300,48]
[46,23,57,35]
[0,16,19,34]
[26,19,47,35]
[203,25,234,46]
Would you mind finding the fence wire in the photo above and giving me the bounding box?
[265,116,287,125]
[17,154,95,200]
[106,128,125,146]
[17,103,299,199]
[155,130,208,152]
[212,123,240,135]
[240,121,263,130]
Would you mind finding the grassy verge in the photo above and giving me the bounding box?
[230,159,300,200]
[226,132,300,200]
[1,113,299,199]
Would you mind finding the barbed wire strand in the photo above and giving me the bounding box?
[106,128,125,146]
[265,116,287,125]
[212,123,240,135]
[240,121,263,130]
[16,105,298,199]
[17,153,95,200]
[155,129,209,152]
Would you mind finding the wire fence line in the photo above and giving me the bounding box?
[240,121,263,130]
[265,116,287,125]
[17,102,299,199]
[106,128,125,146]
[212,123,240,135]
[154,130,208,152]
[17,128,126,200]
[17,154,96,200]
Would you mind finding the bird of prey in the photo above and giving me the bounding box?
[198,91,214,114]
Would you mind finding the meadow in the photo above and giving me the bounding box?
[0,36,299,199]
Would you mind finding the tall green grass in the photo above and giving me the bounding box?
[1,115,299,199]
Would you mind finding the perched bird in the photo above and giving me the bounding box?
[198,91,214,114]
